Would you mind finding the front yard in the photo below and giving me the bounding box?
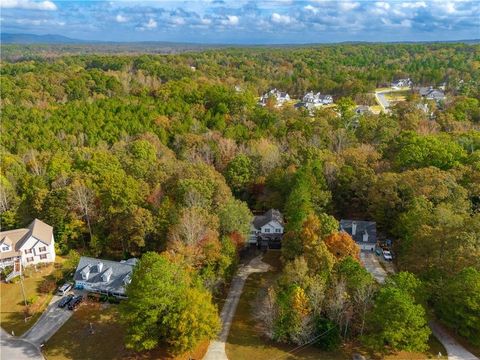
[44,302,209,360]
[225,251,447,360]
[0,261,62,335]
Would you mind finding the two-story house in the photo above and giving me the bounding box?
[339,219,377,251]
[0,219,56,270]
[249,209,284,249]
[259,88,291,107]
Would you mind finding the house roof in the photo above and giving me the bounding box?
[0,219,53,260]
[252,209,284,230]
[74,256,137,296]
[27,219,53,245]
[339,219,377,244]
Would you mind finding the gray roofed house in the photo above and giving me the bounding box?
[340,220,377,251]
[259,88,291,107]
[419,86,445,102]
[250,209,284,248]
[74,256,138,298]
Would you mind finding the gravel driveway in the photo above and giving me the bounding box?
[360,251,387,284]
[21,294,73,346]
[203,255,271,360]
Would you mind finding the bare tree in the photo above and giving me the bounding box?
[354,282,376,336]
[23,150,44,176]
[69,180,95,242]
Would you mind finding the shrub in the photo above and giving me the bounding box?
[39,279,57,294]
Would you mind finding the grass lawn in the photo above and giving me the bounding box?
[44,302,209,360]
[0,260,63,335]
[225,251,447,360]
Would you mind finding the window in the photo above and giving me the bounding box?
[27,257,34,262]
[275,229,281,233]
[24,249,32,254]
[2,246,9,251]
[38,246,47,253]
[39,254,47,260]
[264,228,270,233]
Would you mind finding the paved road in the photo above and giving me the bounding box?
[21,294,73,346]
[430,321,479,360]
[375,91,390,112]
[0,327,44,360]
[360,251,478,360]
[203,255,271,360]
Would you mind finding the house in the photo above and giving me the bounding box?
[0,219,56,270]
[355,105,371,115]
[249,209,284,249]
[391,78,412,88]
[259,88,291,107]
[302,91,333,106]
[74,257,138,299]
[419,87,446,102]
[339,220,377,251]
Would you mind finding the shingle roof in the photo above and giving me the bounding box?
[27,219,53,245]
[339,219,377,244]
[74,256,137,296]
[252,209,284,230]
[0,219,52,260]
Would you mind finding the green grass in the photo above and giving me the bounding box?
[225,251,447,360]
[44,302,210,360]
[225,251,348,360]
[0,262,57,335]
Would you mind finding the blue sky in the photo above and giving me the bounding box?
[1,0,479,44]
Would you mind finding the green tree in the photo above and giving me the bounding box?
[120,252,219,353]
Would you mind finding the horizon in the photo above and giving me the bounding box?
[1,0,479,44]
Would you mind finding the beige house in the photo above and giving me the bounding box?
[0,219,56,270]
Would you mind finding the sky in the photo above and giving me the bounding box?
[1,0,479,44]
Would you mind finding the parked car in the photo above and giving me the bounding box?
[383,250,393,261]
[58,294,74,308]
[375,248,382,256]
[57,282,73,296]
[67,295,83,310]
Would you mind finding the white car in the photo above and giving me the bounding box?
[383,250,393,261]
[57,282,73,296]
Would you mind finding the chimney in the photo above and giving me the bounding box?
[81,264,91,280]
[352,222,357,236]
[97,262,103,272]
[363,231,369,243]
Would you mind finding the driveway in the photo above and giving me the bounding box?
[203,255,271,360]
[360,251,387,284]
[429,321,479,360]
[360,251,478,360]
[21,294,73,346]
[0,327,44,360]
[375,91,390,112]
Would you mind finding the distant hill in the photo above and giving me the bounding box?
[1,33,87,44]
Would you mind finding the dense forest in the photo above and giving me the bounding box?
[1,43,479,354]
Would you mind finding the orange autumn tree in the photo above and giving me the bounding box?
[324,231,360,260]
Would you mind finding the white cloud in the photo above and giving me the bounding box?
[1,0,57,10]
[401,2,427,9]
[140,18,157,30]
[221,15,239,26]
[304,5,319,14]
[339,2,360,11]
[271,13,293,24]
[115,14,128,23]
[375,2,390,10]
[171,17,185,25]
[201,18,212,25]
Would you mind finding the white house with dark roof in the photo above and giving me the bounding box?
[0,219,56,270]
[259,88,291,107]
[249,209,284,248]
[74,257,138,298]
[340,219,377,251]
[419,87,446,102]
[391,78,413,88]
